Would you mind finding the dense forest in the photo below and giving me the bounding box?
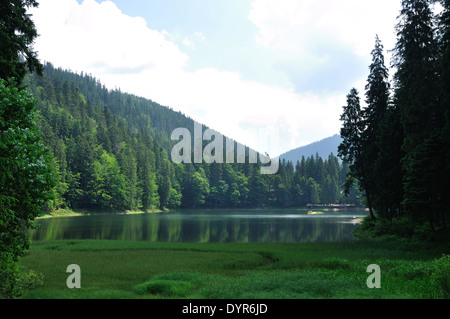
[23,63,361,212]
[339,0,450,237]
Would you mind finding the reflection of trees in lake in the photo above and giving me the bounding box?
[31,213,360,243]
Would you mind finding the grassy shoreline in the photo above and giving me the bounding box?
[37,208,166,219]
[18,238,449,299]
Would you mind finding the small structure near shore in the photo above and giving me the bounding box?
[307,204,356,209]
[307,211,324,215]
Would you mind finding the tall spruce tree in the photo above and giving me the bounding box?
[338,88,376,220]
[437,0,450,226]
[373,102,405,220]
[393,0,442,226]
[362,36,392,218]
[364,35,390,142]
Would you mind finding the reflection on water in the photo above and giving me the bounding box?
[30,210,367,243]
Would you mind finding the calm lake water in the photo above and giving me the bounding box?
[30,209,368,243]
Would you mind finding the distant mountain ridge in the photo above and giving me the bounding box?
[280,134,342,163]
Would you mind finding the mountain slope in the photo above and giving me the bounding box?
[280,134,342,164]
[24,65,360,210]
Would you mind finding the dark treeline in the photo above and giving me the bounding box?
[339,0,450,237]
[24,63,361,212]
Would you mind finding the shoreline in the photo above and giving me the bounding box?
[37,208,166,219]
[37,206,368,219]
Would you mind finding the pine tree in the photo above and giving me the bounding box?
[393,0,439,151]
[137,146,159,211]
[436,0,450,226]
[373,102,405,219]
[247,165,268,207]
[338,88,376,220]
[362,35,392,218]
[117,143,138,210]
[0,0,43,84]
[393,0,442,225]
[364,35,390,140]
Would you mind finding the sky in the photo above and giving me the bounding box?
[28,0,405,157]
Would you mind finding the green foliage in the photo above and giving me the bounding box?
[392,0,444,225]
[91,150,127,209]
[431,254,450,298]
[0,0,43,84]
[355,216,413,239]
[338,88,376,219]
[0,79,55,298]
[18,269,44,291]
[0,252,21,298]
[134,277,194,297]
[0,2,52,298]
[0,257,44,298]
[167,188,182,209]
[190,168,210,208]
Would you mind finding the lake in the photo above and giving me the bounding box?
[30,209,368,243]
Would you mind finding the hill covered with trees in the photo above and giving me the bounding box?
[24,63,361,212]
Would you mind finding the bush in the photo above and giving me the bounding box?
[1,251,44,299]
[134,272,206,297]
[19,270,44,291]
[0,253,21,299]
[389,217,416,238]
[134,279,192,297]
[352,215,377,239]
[431,254,450,299]
[353,215,436,241]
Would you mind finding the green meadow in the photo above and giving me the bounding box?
[18,239,450,299]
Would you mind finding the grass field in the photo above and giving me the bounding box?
[18,238,450,299]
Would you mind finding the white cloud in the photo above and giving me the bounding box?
[181,33,205,49]
[246,0,403,97]
[31,0,188,75]
[182,37,195,48]
[248,0,401,58]
[194,32,206,43]
[29,0,356,155]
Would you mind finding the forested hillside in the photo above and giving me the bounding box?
[24,63,360,212]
